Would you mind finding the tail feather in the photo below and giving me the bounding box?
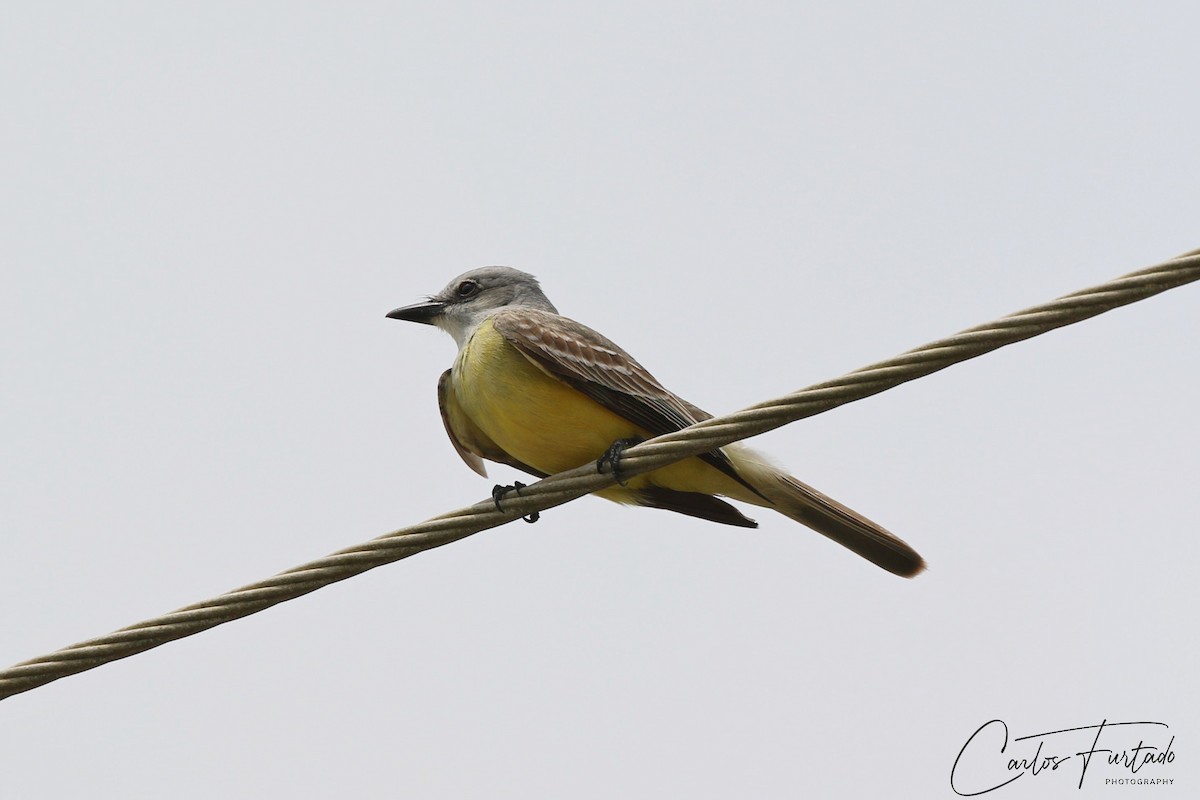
[764,474,926,578]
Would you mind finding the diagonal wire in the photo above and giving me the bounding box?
[1,248,1197,701]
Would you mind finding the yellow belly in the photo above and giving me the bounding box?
[451,318,744,500]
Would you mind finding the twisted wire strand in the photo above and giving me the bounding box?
[1,249,1196,701]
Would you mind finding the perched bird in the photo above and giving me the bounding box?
[387,267,924,577]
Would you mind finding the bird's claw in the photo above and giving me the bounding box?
[492,481,539,523]
[596,438,643,487]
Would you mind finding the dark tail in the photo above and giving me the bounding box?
[763,474,926,578]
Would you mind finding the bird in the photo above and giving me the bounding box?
[387,267,925,577]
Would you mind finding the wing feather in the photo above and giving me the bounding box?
[490,308,762,498]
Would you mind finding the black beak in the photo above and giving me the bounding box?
[386,299,445,325]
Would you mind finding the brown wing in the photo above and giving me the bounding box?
[490,308,763,498]
[437,369,547,479]
[633,486,758,528]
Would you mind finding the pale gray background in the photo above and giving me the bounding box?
[1,3,1196,798]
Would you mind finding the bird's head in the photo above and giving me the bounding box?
[386,266,558,347]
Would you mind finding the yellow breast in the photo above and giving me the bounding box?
[450,317,750,503]
[452,318,646,475]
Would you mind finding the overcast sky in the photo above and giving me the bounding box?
[2,3,1197,798]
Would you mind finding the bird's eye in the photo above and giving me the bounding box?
[456,280,479,297]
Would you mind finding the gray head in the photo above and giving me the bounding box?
[386,266,558,347]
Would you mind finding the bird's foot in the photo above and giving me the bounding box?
[491,481,539,523]
[596,438,643,487]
